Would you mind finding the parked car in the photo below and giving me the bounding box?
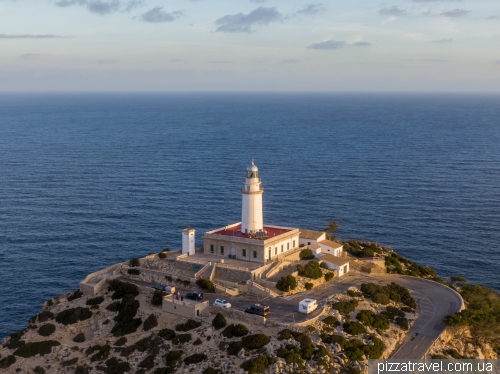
[214,299,231,308]
[298,299,318,314]
[164,286,175,294]
[245,303,270,316]
[152,284,164,291]
[185,291,203,300]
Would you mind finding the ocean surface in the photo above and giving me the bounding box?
[0,93,499,339]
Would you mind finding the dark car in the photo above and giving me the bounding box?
[245,303,270,316]
[185,291,203,300]
[152,284,164,291]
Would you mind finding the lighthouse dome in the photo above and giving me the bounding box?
[246,160,259,178]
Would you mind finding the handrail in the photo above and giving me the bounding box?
[194,262,211,278]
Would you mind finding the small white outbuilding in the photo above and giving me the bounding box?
[320,254,350,277]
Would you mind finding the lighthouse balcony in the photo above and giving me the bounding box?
[241,187,264,194]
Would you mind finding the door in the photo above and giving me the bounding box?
[268,249,271,259]
[344,265,348,274]
[231,247,236,256]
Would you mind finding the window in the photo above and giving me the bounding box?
[281,245,284,253]
[293,240,296,248]
[287,243,290,250]
[275,247,277,255]
[253,251,257,258]
[210,244,214,254]
[220,246,224,255]
[308,241,311,245]
[243,249,247,257]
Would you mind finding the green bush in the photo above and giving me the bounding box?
[343,321,367,335]
[241,355,275,373]
[212,312,227,329]
[276,275,297,292]
[159,252,167,259]
[128,269,140,276]
[87,344,111,362]
[68,290,84,301]
[360,282,416,309]
[158,328,176,340]
[297,260,323,279]
[305,282,314,290]
[172,333,191,345]
[277,329,292,340]
[108,279,139,299]
[114,337,127,346]
[175,319,201,332]
[73,333,86,343]
[373,293,390,305]
[86,296,104,306]
[324,272,334,281]
[196,278,215,292]
[363,336,385,359]
[14,340,60,358]
[139,354,155,370]
[345,347,365,361]
[299,249,314,260]
[165,350,183,365]
[331,300,358,315]
[152,290,166,306]
[38,323,56,337]
[383,306,405,319]
[323,316,340,327]
[129,258,140,267]
[37,311,54,323]
[321,334,346,347]
[347,289,362,298]
[203,367,222,374]
[110,295,142,336]
[373,314,390,330]
[241,334,270,349]
[106,301,120,312]
[0,355,16,369]
[56,307,92,325]
[222,323,249,338]
[61,357,78,367]
[7,332,25,349]
[356,310,375,326]
[227,341,243,355]
[396,316,409,330]
[285,352,303,365]
[33,366,45,374]
[183,353,207,365]
[144,314,158,331]
[319,262,329,269]
[75,365,91,374]
[105,357,130,373]
[290,331,315,359]
[165,275,173,282]
[193,338,202,345]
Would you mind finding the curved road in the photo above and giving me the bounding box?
[119,272,462,359]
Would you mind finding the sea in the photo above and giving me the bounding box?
[0,93,499,339]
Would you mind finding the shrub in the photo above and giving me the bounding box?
[356,310,375,326]
[331,300,358,315]
[212,312,227,329]
[324,272,334,281]
[110,295,142,336]
[360,282,416,309]
[175,319,201,332]
[144,314,158,331]
[86,296,104,306]
[227,341,243,355]
[33,366,45,374]
[139,354,155,370]
[285,352,303,365]
[345,347,364,361]
[152,290,166,306]
[241,334,270,349]
[305,282,314,290]
[7,332,25,349]
[383,306,405,319]
[106,301,120,312]
[203,367,222,374]
[73,333,86,343]
[129,258,140,267]
[13,340,60,358]
[323,316,340,327]
[196,278,215,292]
[347,289,362,298]
[0,355,16,369]
[75,365,90,374]
[159,252,167,259]
[193,338,202,345]
[363,336,385,359]
[172,333,191,345]
[108,279,139,299]
[105,357,130,374]
[68,290,84,301]
[37,311,54,323]
[165,276,172,282]
[276,275,297,292]
[165,350,183,365]
[343,321,367,335]
[128,269,140,276]
[87,344,111,362]
[158,328,176,340]
[321,334,346,348]
[241,355,275,373]
[277,329,292,340]
[299,249,314,260]
[372,314,390,330]
[396,316,409,330]
[114,337,127,346]
[184,353,207,365]
[222,323,249,338]
[56,307,92,325]
[61,357,78,367]
[373,293,390,305]
[38,323,56,337]
[319,262,329,269]
[297,260,323,279]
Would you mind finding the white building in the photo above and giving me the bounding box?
[299,229,344,257]
[320,254,350,276]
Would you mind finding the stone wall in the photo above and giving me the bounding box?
[201,305,266,325]
[214,264,252,282]
[162,296,209,318]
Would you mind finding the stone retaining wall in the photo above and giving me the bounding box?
[214,265,252,282]
[201,305,266,325]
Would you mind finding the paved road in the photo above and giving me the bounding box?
[119,272,462,359]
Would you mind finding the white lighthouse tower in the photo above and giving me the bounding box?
[241,160,264,234]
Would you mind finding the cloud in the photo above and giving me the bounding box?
[20,54,42,59]
[170,58,188,63]
[379,6,407,17]
[494,60,500,65]
[55,0,142,15]
[215,7,282,33]
[307,40,371,50]
[441,9,469,17]
[432,38,452,43]
[296,4,325,15]
[421,58,449,62]
[487,16,499,19]
[280,59,300,63]
[141,7,183,22]
[96,59,119,64]
[208,60,234,64]
[0,34,62,39]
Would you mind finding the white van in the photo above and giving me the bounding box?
[298,299,318,314]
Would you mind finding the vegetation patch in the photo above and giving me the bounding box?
[13,340,61,358]
[203,367,222,374]
[184,353,207,365]
[68,290,84,301]
[241,355,276,374]
[193,338,203,345]
[139,354,156,370]
[196,278,215,292]
[212,312,227,329]
[343,321,367,335]
[86,296,105,306]
[0,355,16,369]
[72,333,85,343]
[114,337,127,346]
[128,269,140,275]
[106,301,120,312]
[175,319,201,332]
[222,323,249,338]
[38,323,56,337]
[361,282,416,309]
[322,316,340,327]
[172,333,191,345]
[343,240,383,259]
[129,258,140,267]
[331,299,358,315]
[152,290,166,306]
[158,328,176,340]
[277,329,292,340]
[110,295,142,336]
[108,279,139,299]
[61,357,79,367]
[33,366,46,374]
[56,307,93,325]
[305,282,314,290]
[7,332,25,349]
[241,334,270,350]
[299,248,314,260]
[324,272,334,281]
[87,344,111,362]
[144,314,158,331]
[36,311,54,323]
[297,260,323,279]
[105,357,130,374]
[276,275,297,292]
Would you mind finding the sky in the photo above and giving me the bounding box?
[0,0,499,92]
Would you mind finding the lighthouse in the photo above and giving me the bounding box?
[241,160,264,234]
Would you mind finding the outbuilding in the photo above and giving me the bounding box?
[320,254,350,277]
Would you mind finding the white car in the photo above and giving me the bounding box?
[214,298,231,308]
